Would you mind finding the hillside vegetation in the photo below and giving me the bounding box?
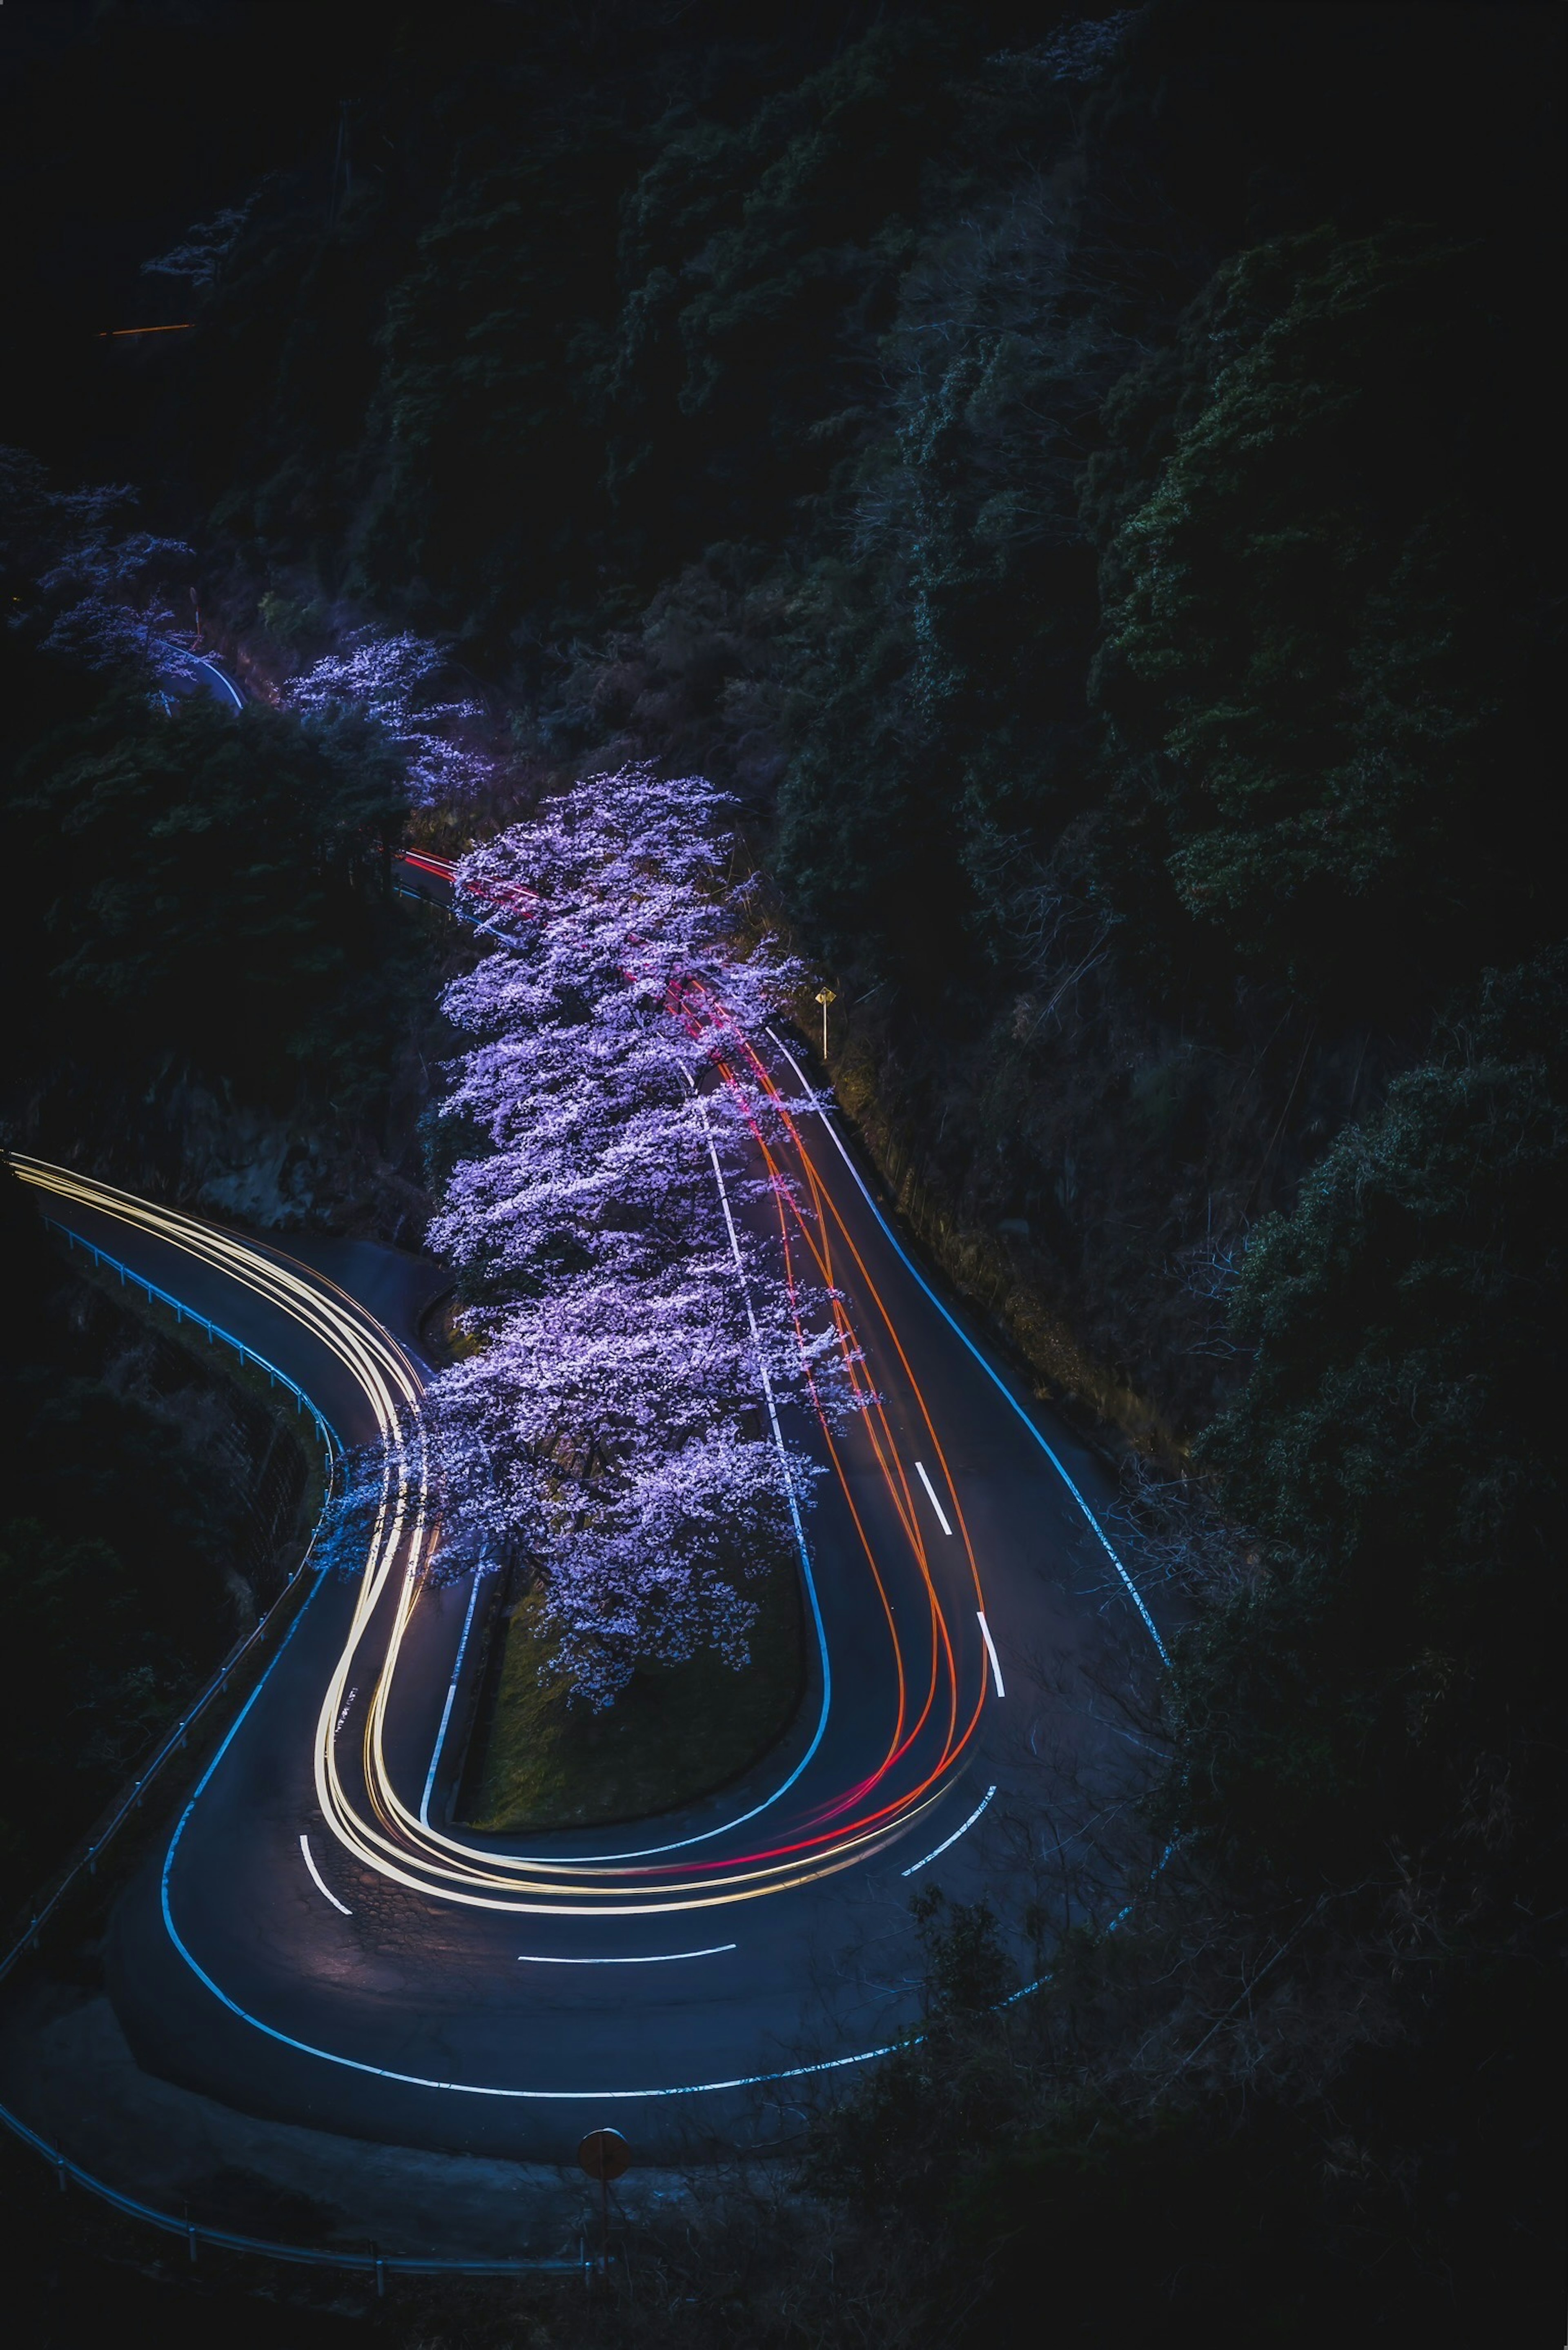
[0,3,1560,2338]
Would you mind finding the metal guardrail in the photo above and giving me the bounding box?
[0,2092,586,2281]
[0,1212,593,2283]
[1,1215,343,1991]
[0,1550,330,1994]
[0,1335,335,1995]
[44,1215,340,1461]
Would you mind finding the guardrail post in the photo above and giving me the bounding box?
[56,2154,67,2194]
[373,2243,385,2298]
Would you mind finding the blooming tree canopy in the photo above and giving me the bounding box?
[141,198,258,289]
[2,454,200,679]
[427,764,848,1705]
[283,631,489,804]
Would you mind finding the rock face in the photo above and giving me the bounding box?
[17,1070,432,1246]
[164,1083,430,1244]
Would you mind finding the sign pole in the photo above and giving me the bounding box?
[578,2127,630,2288]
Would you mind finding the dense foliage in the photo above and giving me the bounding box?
[793,955,1566,2343]
[0,450,431,1197]
[30,0,1545,1426]
[1092,229,1550,996]
[18,694,413,1112]
[0,1164,310,1900]
[1182,950,1566,1886]
[1,2,1561,2338]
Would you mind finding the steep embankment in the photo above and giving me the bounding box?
[0,1162,319,1907]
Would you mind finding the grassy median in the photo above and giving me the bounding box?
[465,1558,805,1833]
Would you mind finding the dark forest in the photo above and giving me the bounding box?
[0,4,1561,2344]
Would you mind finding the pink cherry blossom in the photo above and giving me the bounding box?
[426,765,851,1706]
[283,631,490,804]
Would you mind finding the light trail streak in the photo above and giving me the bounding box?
[10,835,1169,2105]
[763,1023,1170,1665]
[14,1000,996,1928]
[192,656,244,711]
[155,1582,913,2097]
[725,1043,989,1813]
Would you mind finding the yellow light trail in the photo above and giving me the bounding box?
[15,1114,992,1919]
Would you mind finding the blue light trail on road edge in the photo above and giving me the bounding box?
[160,1510,904,2103]
[45,1216,340,1459]
[765,1027,1169,1665]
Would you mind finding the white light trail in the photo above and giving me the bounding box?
[13,1136,979,1920]
[16,1114,1010,2101]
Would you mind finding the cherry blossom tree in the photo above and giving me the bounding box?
[4,458,200,679]
[141,198,258,289]
[426,764,848,1705]
[283,631,490,804]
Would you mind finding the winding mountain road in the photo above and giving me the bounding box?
[9,848,1163,2168]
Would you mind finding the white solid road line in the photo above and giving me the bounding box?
[420,1573,482,1827]
[516,1945,737,1965]
[914,1458,953,1536]
[195,655,245,711]
[300,1832,352,1916]
[901,1784,997,1877]
[977,1611,1006,1699]
[763,1024,1170,1666]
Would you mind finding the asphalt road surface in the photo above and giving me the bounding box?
[9,854,1166,2169]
